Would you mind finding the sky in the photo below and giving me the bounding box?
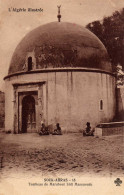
[0,0,124,91]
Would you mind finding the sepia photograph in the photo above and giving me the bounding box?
[0,0,124,194]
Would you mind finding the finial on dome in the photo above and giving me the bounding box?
[57,5,61,22]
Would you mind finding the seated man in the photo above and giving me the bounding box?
[52,123,62,135]
[39,123,49,135]
[83,122,94,136]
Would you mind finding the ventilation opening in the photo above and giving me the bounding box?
[100,100,103,110]
[28,57,32,71]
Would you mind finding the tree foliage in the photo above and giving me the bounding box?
[86,8,124,70]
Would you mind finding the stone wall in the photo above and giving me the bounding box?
[0,91,5,128]
[95,122,124,136]
[116,87,124,121]
[4,70,116,133]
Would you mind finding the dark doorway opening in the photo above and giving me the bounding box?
[22,95,35,133]
[28,57,32,71]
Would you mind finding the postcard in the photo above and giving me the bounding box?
[0,0,124,194]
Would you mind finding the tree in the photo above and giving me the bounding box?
[86,8,124,70]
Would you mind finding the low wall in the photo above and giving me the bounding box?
[95,121,124,136]
[116,87,124,120]
[0,91,5,128]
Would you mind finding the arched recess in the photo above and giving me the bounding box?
[28,57,32,71]
[100,100,103,110]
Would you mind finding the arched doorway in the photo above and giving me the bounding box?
[22,95,36,133]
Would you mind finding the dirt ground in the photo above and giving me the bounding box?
[0,132,124,179]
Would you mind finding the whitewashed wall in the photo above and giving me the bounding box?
[5,70,116,132]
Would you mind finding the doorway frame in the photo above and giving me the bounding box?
[13,81,46,134]
[20,92,37,133]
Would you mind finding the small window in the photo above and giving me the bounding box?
[100,100,103,110]
[28,57,32,71]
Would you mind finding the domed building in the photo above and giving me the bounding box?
[4,21,116,133]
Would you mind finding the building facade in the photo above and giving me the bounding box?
[4,22,116,133]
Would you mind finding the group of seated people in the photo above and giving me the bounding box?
[39,121,94,136]
[39,122,62,136]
